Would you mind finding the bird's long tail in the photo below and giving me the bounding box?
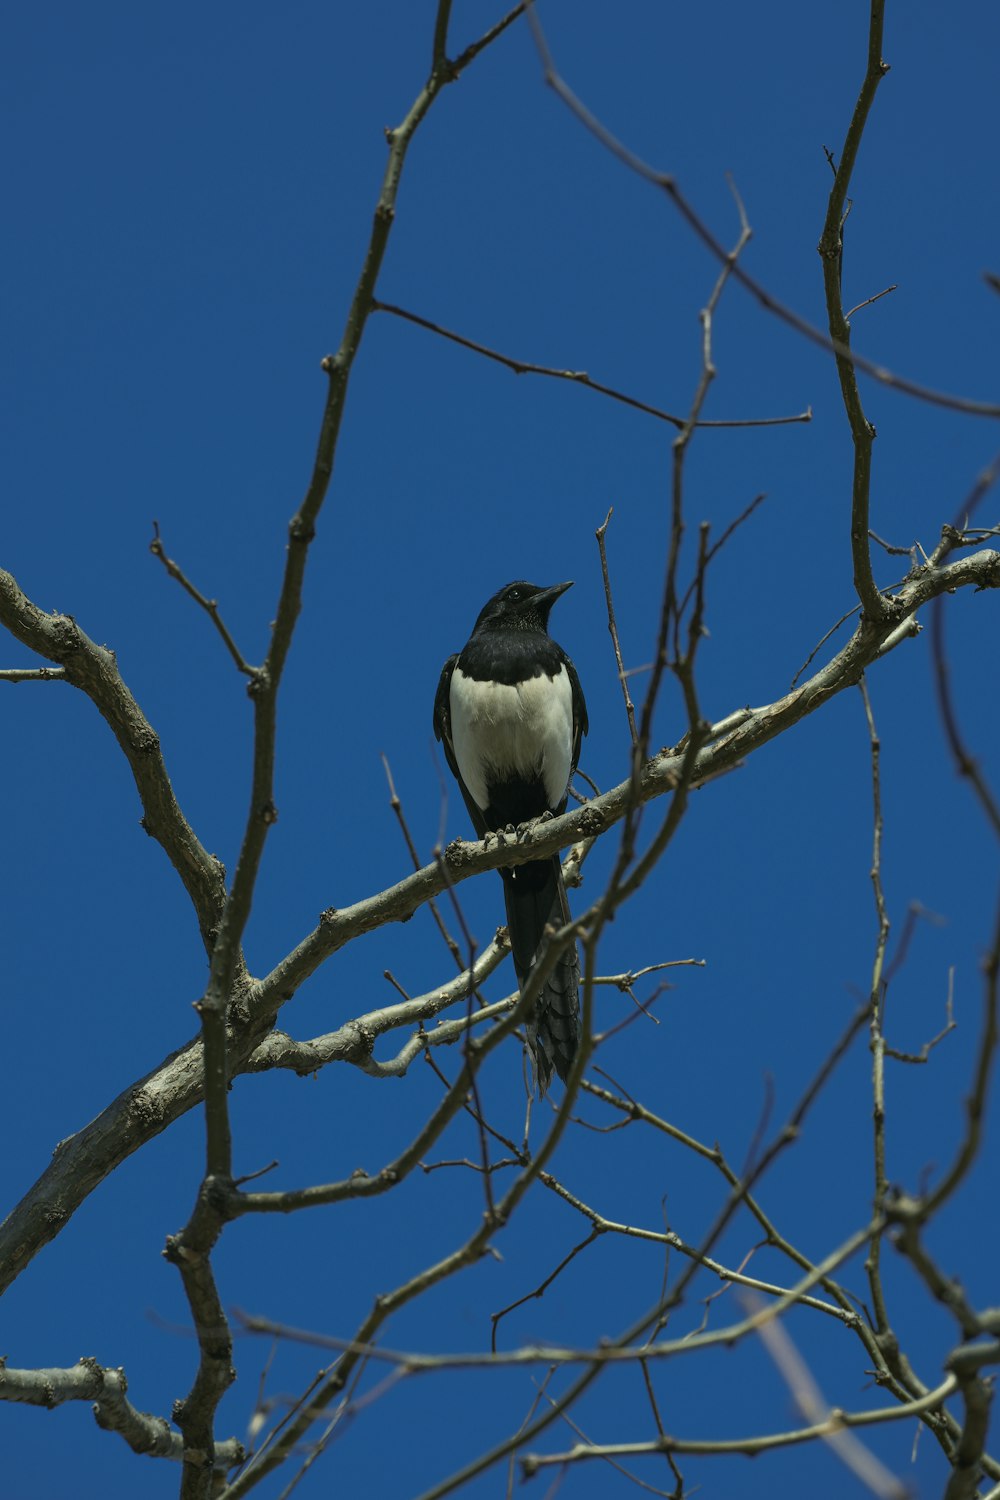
[502,856,581,1093]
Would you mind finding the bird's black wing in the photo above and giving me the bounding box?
[432,654,459,773]
[561,648,589,806]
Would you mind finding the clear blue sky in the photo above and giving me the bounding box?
[3,3,999,1497]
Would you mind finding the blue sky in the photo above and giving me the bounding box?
[3,3,999,1497]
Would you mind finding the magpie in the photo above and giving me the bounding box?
[433,580,588,1092]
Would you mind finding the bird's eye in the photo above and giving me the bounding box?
[508,587,521,600]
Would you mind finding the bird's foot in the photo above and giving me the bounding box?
[485,827,519,853]
[517,810,553,843]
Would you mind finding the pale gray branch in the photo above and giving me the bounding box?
[0,665,67,681]
[519,1374,957,1474]
[0,1357,243,1470]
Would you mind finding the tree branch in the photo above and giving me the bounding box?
[0,567,226,952]
[0,1356,243,1471]
[371,298,812,430]
[818,0,891,622]
[519,1375,956,1473]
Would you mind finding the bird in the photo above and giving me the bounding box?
[433,580,588,1092]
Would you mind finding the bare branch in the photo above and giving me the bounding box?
[0,665,67,682]
[818,0,891,622]
[884,970,956,1063]
[859,677,892,1340]
[845,283,898,321]
[490,1227,604,1351]
[0,1357,242,1471]
[868,528,913,558]
[149,521,254,675]
[518,1375,956,1474]
[790,602,862,687]
[381,753,464,970]
[533,1379,682,1498]
[595,507,638,746]
[167,1196,237,1499]
[535,1172,850,1325]
[0,566,226,952]
[902,889,1000,1220]
[371,299,812,430]
[677,491,767,625]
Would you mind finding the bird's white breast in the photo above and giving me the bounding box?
[450,667,573,813]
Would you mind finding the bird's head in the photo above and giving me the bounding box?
[472,580,573,636]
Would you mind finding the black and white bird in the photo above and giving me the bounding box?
[433,581,588,1092]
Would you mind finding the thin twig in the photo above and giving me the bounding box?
[595,508,638,746]
[519,1375,957,1474]
[858,676,892,1355]
[0,666,67,682]
[845,283,898,321]
[534,1379,681,1498]
[593,959,705,987]
[868,529,913,558]
[371,300,812,431]
[677,491,767,624]
[884,970,956,1063]
[491,1229,603,1351]
[506,1371,556,1500]
[535,1174,849,1325]
[381,754,463,969]
[790,602,862,687]
[649,174,750,783]
[149,521,254,676]
[911,889,1000,1220]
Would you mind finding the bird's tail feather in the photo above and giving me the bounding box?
[503,857,581,1094]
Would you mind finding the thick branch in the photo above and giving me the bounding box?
[245,935,510,1076]
[0,1357,243,1471]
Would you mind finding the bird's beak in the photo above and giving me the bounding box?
[536,580,574,609]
